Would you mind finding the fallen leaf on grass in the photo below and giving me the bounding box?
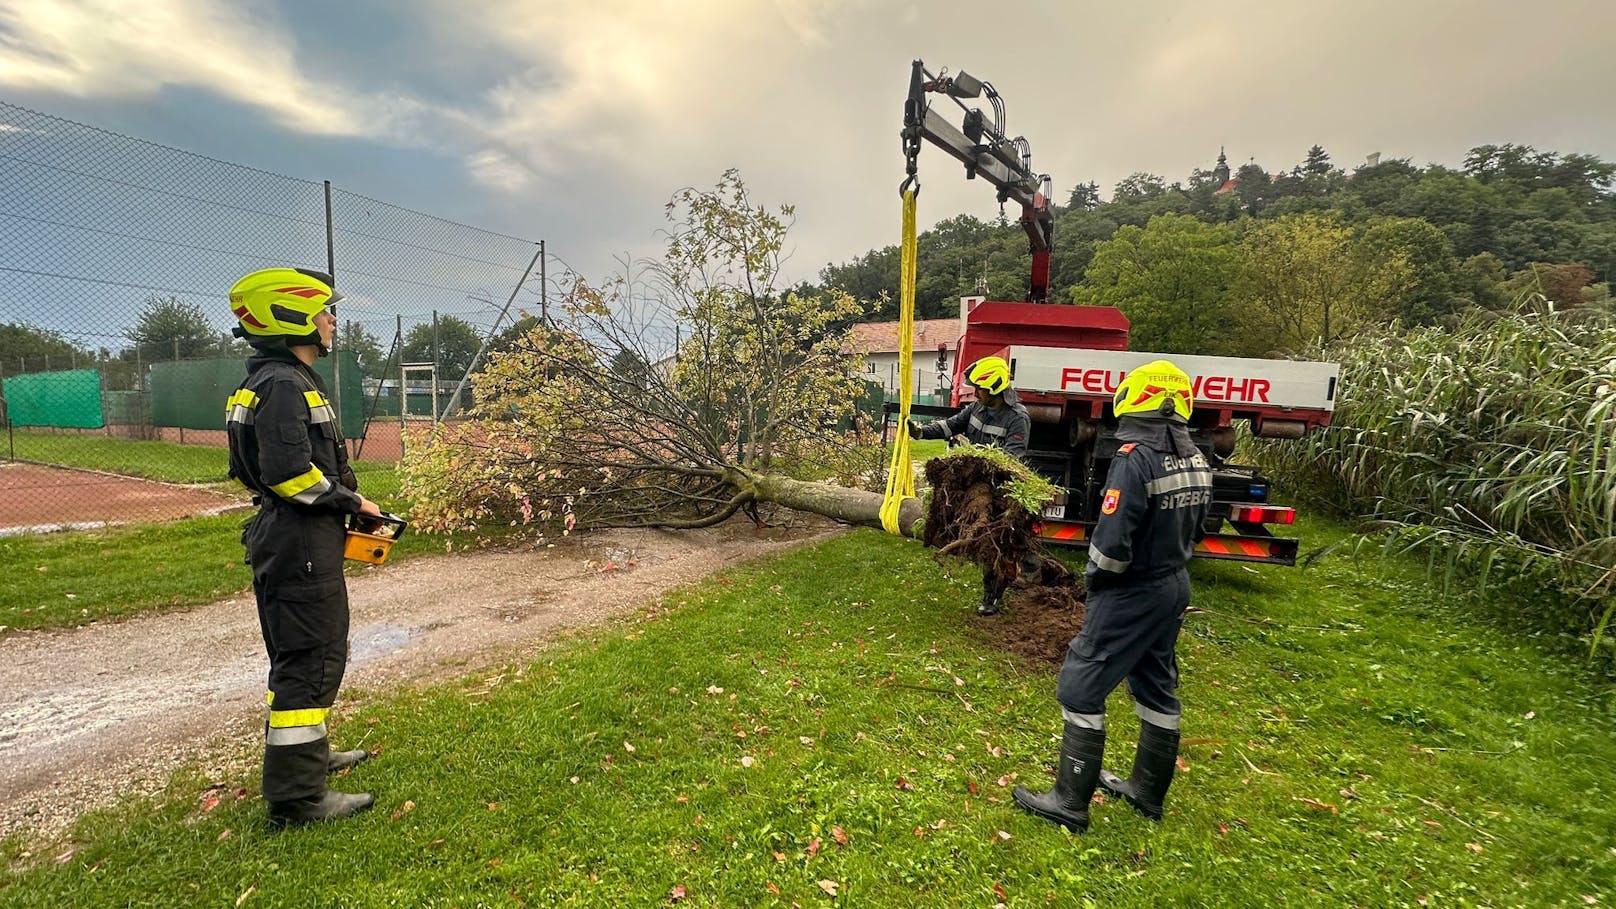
[766,882,781,895]
[669,885,687,902]
[773,851,786,863]
[236,886,256,907]
[741,756,755,768]
[806,838,821,858]
[817,879,839,896]
[966,779,979,795]
[676,794,689,804]
[389,799,417,821]
[1175,757,1191,773]
[706,685,725,695]
[994,882,1008,900]
[218,829,232,842]
[1466,842,1484,853]
[832,825,848,845]
[996,774,1017,787]
[624,741,636,753]
[896,777,914,791]
[1296,798,1339,814]
[913,826,927,837]
[996,830,1012,842]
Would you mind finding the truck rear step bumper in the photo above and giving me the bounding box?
[1035,520,1298,567]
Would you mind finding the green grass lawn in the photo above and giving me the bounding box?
[3,518,1611,907]
[4,431,233,484]
[0,459,424,635]
[4,430,400,487]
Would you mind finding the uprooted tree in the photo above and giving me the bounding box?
[401,171,1071,595]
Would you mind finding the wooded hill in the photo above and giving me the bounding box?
[818,144,1616,358]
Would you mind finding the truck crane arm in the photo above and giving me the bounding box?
[902,59,1055,302]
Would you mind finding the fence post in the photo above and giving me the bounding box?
[324,179,344,444]
[397,315,405,458]
[0,358,10,460]
[441,243,542,420]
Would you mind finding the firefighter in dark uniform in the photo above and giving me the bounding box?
[1014,359,1212,832]
[225,267,382,827]
[908,356,1041,616]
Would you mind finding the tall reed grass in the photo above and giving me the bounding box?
[1256,302,1616,657]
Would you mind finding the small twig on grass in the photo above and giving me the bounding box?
[1236,749,1278,775]
[1191,606,1348,633]
[1419,742,1526,757]
[881,682,953,695]
[1413,795,1500,842]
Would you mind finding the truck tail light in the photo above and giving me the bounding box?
[1229,504,1295,525]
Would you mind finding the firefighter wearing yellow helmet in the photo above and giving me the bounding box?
[224,267,384,826]
[907,355,1036,615]
[1015,358,1212,835]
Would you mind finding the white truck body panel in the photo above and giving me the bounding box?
[1007,347,1340,413]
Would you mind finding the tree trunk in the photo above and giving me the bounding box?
[729,469,925,537]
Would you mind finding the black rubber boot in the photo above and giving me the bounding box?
[268,791,376,828]
[327,748,370,774]
[1098,720,1180,821]
[978,570,1008,616]
[1013,722,1106,832]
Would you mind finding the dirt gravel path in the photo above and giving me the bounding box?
[0,520,839,840]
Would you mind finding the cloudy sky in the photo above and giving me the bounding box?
[2,0,1614,292]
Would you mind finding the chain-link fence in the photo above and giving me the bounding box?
[0,101,547,534]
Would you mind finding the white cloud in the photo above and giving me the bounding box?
[0,0,377,135]
[4,0,1615,286]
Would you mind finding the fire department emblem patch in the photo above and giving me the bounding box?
[1101,488,1121,515]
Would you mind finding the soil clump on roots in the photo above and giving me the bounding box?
[920,453,1086,659]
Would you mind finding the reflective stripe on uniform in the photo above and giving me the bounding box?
[269,706,330,728]
[225,389,259,425]
[1061,707,1106,730]
[303,390,336,425]
[1134,700,1182,730]
[1088,548,1131,573]
[266,703,329,746]
[1146,471,1213,496]
[968,413,1007,437]
[269,465,332,504]
[267,720,328,746]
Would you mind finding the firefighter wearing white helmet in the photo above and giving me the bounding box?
[224,267,384,827]
[1014,359,1212,834]
[908,355,1037,615]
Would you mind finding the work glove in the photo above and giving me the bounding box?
[906,419,928,439]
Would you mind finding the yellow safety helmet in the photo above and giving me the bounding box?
[228,267,341,340]
[1112,359,1194,421]
[965,356,1012,396]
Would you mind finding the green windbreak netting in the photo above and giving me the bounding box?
[150,352,363,431]
[0,369,103,428]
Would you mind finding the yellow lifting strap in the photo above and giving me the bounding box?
[879,188,920,534]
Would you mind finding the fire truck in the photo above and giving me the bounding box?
[897,60,1339,566]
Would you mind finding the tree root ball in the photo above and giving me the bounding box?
[921,454,1086,647]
